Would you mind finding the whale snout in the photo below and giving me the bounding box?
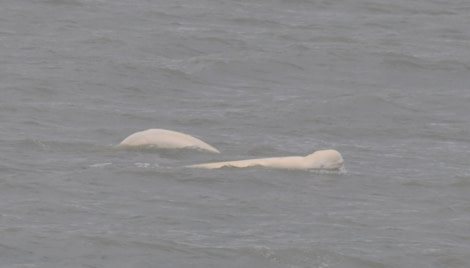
[310,149,344,170]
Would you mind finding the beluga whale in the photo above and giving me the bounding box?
[116,128,220,153]
[187,149,343,170]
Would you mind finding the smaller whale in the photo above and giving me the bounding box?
[187,149,343,170]
[117,129,220,153]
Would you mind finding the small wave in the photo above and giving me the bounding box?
[309,167,347,175]
[89,162,113,168]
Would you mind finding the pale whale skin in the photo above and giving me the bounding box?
[188,149,343,170]
[117,129,220,153]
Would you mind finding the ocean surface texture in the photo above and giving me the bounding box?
[1,0,470,267]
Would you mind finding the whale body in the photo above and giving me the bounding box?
[117,129,220,153]
[188,149,343,170]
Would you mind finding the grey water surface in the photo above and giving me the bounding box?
[1,0,470,267]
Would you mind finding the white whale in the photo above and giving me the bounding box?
[117,129,220,153]
[187,149,343,170]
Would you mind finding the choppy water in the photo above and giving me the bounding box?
[1,0,470,267]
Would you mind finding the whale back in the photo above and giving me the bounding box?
[189,152,343,170]
[118,129,220,153]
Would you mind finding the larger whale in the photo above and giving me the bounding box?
[117,128,220,153]
[188,149,343,170]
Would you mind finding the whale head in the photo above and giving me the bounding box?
[305,149,344,170]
